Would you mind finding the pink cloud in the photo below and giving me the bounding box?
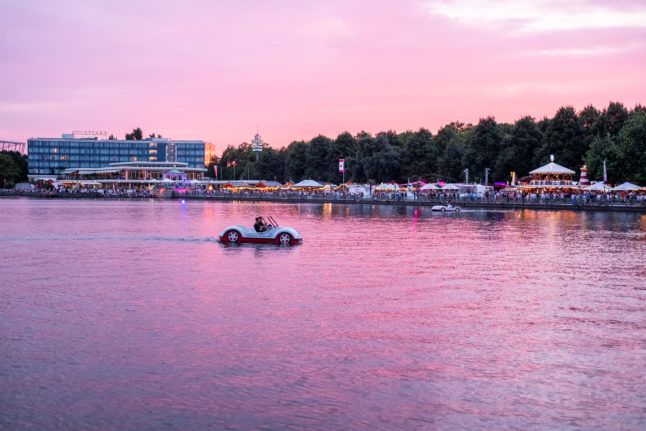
[0,0,644,154]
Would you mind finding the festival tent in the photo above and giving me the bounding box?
[291,179,323,188]
[420,183,439,190]
[441,184,459,190]
[375,183,398,191]
[612,182,641,191]
[584,182,613,191]
[529,162,575,175]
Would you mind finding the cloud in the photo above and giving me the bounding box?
[422,0,646,32]
[533,45,641,56]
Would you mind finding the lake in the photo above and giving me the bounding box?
[1,198,645,430]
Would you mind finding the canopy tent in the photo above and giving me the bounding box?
[375,183,398,191]
[291,179,323,188]
[612,182,641,191]
[584,182,613,191]
[441,184,459,190]
[529,162,575,175]
[420,183,439,190]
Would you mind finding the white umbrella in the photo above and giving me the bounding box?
[612,182,641,191]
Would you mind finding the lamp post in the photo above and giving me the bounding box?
[484,168,489,187]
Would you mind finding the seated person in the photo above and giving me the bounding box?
[254,216,268,232]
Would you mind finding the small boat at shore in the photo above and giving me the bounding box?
[431,204,461,212]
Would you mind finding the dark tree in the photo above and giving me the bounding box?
[402,128,435,181]
[284,141,309,182]
[125,127,143,140]
[462,116,504,183]
[537,106,586,170]
[590,102,629,138]
[584,135,618,183]
[614,113,646,183]
[306,135,333,181]
[0,154,21,187]
[494,116,543,180]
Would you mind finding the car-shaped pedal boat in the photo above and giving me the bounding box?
[219,216,303,245]
[431,204,461,212]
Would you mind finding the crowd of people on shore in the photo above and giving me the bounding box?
[2,186,645,208]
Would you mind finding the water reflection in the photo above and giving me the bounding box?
[1,198,645,430]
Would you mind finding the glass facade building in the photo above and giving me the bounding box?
[27,136,206,175]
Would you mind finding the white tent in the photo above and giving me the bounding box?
[584,182,612,191]
[375,183,398,191]
[420,183,439,190]
[529,162,575,175]
[612,182,641,191]
[291,179,323,188]
[441,184,459,190]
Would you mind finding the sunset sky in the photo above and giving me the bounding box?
[1,0,645,154]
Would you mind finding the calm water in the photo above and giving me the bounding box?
[1,198,645,430]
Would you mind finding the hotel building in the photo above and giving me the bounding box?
[27,134,211,175]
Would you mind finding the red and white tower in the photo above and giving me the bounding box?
[579,165,590,187]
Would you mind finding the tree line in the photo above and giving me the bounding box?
[208,102,646,185]
[0,151,28,188]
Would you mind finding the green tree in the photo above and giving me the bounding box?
[306,135,333,181]
[1,150,28,182]
[462,116,503,183]
[284,140,309,182]
[614,114,646,183]
[206,154,221,178]
[537,106,586,170]
[584,135,618,183]
[494,116,543,181]
[588,102,628,139]
[329,132,357,183]
[402,128,435,181]
[0,154,20,188]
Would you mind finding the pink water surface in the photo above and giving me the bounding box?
[1,198,645,430]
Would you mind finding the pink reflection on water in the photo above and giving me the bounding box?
[0,199,645,429]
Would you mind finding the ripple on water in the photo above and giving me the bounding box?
[1,198,645,430]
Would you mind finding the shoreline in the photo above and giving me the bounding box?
[2,191,646,213]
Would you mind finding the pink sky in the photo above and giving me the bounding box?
[1,0,645,154]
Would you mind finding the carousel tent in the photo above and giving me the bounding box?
[291,179,323,188]
[612,182,641,191]
[529,162,575,175]
[584,182,613,191]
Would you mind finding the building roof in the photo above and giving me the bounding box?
[529,162,575,175]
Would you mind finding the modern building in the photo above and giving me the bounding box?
[27,134,206,175]
[58,161,207,189]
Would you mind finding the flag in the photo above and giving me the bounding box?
[339,159,344,172]
[214,165,217,178]
[603,160,607,182]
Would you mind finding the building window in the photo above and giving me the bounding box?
[130,156,137,161]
